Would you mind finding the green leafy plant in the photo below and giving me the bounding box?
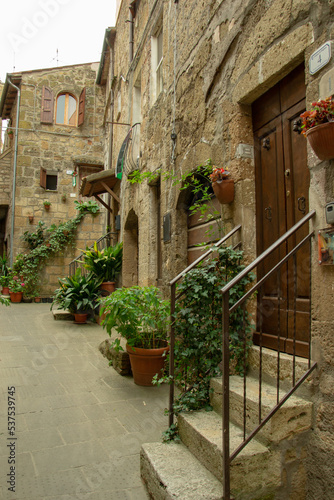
[22,221,46,249]
[100,286,170,350]
[51,268,102,314]
[80,242,123,282]
[74,200,100,214]
[0,295,10,306]
[154,246,254,415]
[43,201,51,207]
[0,253,11,287]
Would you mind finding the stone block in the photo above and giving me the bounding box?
[98,338,131,376]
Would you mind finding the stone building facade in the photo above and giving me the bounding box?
[0,63,107,295]
[97,0,334,497]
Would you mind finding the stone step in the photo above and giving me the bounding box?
[248,345,313,394]
[178,410,280,499]
[141,441,224,500]
[52,309,74,321]
[211,375,313,443]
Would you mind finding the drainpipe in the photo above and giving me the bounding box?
[129,9,134,63]
[7,77,21,267]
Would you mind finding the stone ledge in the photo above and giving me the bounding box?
[99,338,131,376]
[52,309,74,321]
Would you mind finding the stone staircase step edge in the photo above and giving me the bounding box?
[141,441,224,500]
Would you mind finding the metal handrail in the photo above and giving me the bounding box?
[220,210,316,500]
[168,224,242,427]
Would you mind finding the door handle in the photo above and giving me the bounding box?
[298,196,306,214]
[265,206,272,221]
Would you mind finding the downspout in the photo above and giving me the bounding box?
[105,34,114,232]
[7,77,21,267]
[129,9,134,63]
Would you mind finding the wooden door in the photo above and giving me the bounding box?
[252,65,310,358]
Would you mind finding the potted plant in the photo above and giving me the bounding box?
[43,201,51,211]
[0,254,11,295]
[80,242,123,295]
[209,166,234,204]
[8,275,25,303]
[100,286,170,386]
[300,96,334,161]
[51,269,102,323]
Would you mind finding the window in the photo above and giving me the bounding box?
[40,87,85,126]
[56,93,77,126]
[40,168,58,191]
[151,25,163,104]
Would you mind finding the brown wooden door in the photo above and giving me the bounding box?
[252,65,310,358]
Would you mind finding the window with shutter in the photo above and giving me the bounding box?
[40,86,54,124]
[40,167,58,190]
[78,87,86,126]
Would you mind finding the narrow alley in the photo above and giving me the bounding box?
[0,303,169,499]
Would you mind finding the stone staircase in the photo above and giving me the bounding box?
[140,347,314,499]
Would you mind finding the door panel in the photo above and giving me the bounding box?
[252,65,310,358]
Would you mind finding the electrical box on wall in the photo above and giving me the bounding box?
[325,202,334,225]
[163,213,171,242]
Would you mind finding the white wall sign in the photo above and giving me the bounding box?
[309,42,332,75]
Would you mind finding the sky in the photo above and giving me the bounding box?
[0,0,118,82]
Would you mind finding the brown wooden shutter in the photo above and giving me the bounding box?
[40,86,54,124]
[78,87,86,126]
[40,167,47,188]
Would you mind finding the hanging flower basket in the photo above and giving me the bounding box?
[306,122,334,161]
[212,179,235,204]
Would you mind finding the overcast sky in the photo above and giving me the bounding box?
[0,0,117,82]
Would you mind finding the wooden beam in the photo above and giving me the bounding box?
[100,181,120,204]
[93,194,113,214]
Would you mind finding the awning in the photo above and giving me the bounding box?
[79,170,120,214]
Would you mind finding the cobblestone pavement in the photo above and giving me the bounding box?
[0,303,169,499]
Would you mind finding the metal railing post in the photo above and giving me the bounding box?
[169,282,176,427]
[222,290,231,500]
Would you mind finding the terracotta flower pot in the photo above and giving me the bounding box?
[9,291,23,303]
[212,179,235,204]
[100,282,116,296]
[2,286,10,295]
[74,312,88,324]
[306,122,334,161]
[126,342,169,386]
[34,297,41,303]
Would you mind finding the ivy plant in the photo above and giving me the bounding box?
[15,202,92,297]
[154,246,254,415]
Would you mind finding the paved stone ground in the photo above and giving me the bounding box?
[0,303,170,499]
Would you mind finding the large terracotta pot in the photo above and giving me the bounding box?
[9,291,23,303]
[126,342,169,386]
[306,122,334,161]
[212,179,235,204]
[2,286,10,295]
[100,282,116,296]
[74,312,88,324]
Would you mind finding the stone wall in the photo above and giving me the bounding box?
[108,0,334,497]
[4,62,107,295]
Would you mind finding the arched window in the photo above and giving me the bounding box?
[56,93,77,126]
